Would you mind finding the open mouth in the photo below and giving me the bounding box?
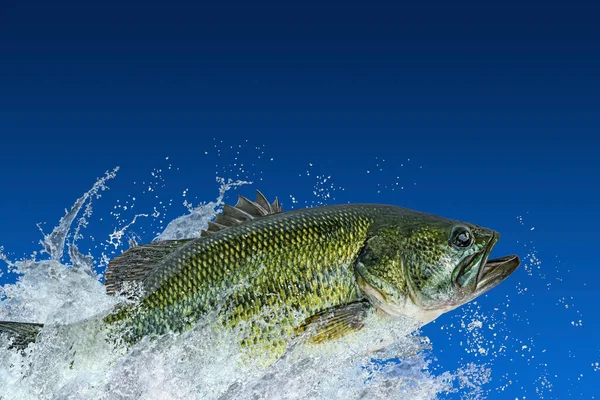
[454,231,520,295]
[475,254,520,295]
[474,230,520,295]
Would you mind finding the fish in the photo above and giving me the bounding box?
[0,191,520,361]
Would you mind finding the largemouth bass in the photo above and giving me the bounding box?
[0,191,520,361]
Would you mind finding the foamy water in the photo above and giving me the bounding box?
[0,165,538,399]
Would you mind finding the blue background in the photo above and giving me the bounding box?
[0,0,598,397]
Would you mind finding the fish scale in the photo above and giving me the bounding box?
[1,196,520,364]
[108,206,373,350]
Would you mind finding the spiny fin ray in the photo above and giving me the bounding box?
[200,190,282,237]
[105,191,281,293]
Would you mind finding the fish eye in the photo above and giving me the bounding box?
[450,226,474,249]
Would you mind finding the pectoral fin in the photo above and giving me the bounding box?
[298,300,371,344]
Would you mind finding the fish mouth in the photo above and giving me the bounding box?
[454,231,520,296]
[475,230,520,294]
[474,254,520,296]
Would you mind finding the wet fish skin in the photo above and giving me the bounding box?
[106,202,518,355]
[109,204,373,348]
[1,198,519,359]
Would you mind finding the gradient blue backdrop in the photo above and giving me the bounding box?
[1,0,598,398]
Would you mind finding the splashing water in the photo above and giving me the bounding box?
[0,168,503,400]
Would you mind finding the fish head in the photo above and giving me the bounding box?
[356,211,520,323]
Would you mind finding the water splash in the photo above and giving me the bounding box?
[0,168,495,400]
[39,168,119,262]
[157,177,250,241]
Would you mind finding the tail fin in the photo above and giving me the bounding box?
[0,321,44,349]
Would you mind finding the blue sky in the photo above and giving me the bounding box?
[1,0,599,397]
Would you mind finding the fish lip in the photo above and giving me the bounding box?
[475,254,520,294]
[476,230,499,285]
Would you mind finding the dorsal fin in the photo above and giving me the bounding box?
[104,191,281,295]
[200,190,282,237]
[104,239,192,295]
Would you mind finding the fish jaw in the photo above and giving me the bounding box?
[472,254,520,298]
[450,254,521,307]
[356,254,521,325]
